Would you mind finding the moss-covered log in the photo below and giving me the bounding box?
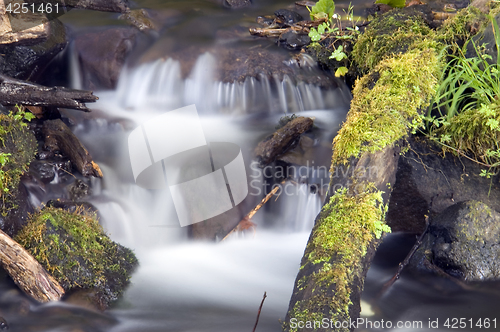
[284,8,445,331]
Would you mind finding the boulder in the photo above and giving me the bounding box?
[15,206,138,310]
[73,27,138,89]
[386,136,500,233]
[411,201,500,281]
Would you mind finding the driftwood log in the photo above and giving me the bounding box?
[0,229,64,302]
[0,74,98,111]
[254,116,313,166]
[42,119,103,178]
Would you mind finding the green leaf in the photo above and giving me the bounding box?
[329,45,347,61]
[310,0,335,21]
[308,28,322,42]
[374,0,405,8]
[335,66,348,77]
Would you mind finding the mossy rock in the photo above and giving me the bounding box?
[412,201,500,281]
[437,6,487,46]
[352,7,440,73]
[0,111,37,236]
[15,207,138,309]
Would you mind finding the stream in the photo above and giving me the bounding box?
[1,1,499,331]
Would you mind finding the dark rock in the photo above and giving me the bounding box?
[74,27,138,90]
[386,136,500,233]
[36,150,54,160]
[412,201,500,281]
[274,9,303,25]
[224,0,251,9]
[68,179,91,201]
[29,160,55,183]
[0,317,7,330]
[0,19,66,81]
[277,30,310,50]
[467,13,500,65]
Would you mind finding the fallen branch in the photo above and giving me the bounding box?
[221,180,286,242]
[0,229,64,302]
[252,292,267,332]
[378,217,430,298]
[0,74,98,111]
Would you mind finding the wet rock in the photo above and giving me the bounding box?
[277,30,310,50]
[0,18,66,81]
[68,179,91,201]
[274,9,303,25]
[73,27,137,89]
[0,317,7,330]
[15,207,138,310]
[412,201,500,281]
[119,9,156,32]
[29,160,55,183]
[386,137,500,233]
[224,0,251,9]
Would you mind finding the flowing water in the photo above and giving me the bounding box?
[2,1,500,331]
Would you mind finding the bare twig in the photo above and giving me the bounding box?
[378,216,430,298]
[252,292,267,332]
[221,180,285,242]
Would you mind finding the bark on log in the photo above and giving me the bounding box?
[254,116,313,166]
[42,119,103,178]
[0,228,64,302]
[0,74,98,111]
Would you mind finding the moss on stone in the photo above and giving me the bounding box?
[286,186,389,332]
[352,9,439,73]
[332,48,442,165]
[0,111,37,214]
[15,206,138,308]
[436,6,488,46]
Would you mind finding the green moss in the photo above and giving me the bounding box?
[15,207,138,304]
[0,111,36,213]
[437,6,488,46]
[352,9,439,73]
[332,48,442,165]
[286,186,389,332]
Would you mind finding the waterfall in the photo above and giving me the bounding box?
[110,52,350,115]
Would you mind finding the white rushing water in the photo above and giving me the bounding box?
[69,52,350,331]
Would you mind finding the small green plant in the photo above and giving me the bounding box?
[424,15,500,185]
[374,0,405,8]
[307,1,360,77]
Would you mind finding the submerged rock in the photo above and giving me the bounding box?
[15,207,138,310]
[412,201,500,281]
[224,0,251,9]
